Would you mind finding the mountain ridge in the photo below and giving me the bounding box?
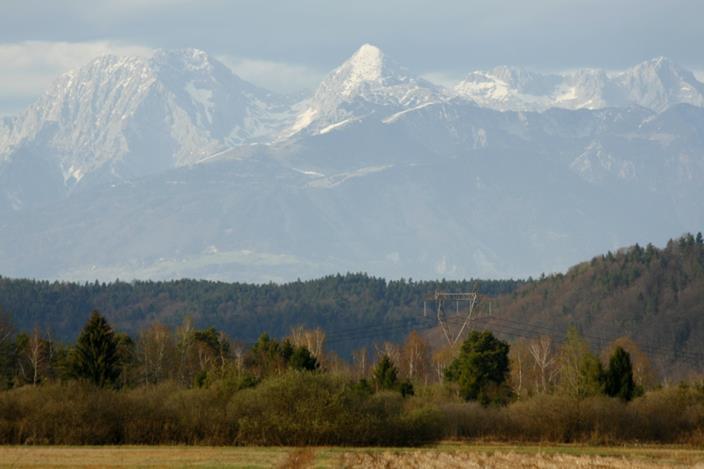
[0,46,702,282]
[453,56,704,112]
[0,48,292,190]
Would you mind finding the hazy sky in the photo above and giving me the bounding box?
[2,0,703,115]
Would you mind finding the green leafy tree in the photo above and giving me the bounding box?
[444,331,510,404]
[558,327,604,398]
[71,311,121,387]
[604,346,636,401]
[372,354,398,391]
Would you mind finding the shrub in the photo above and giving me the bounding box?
[228,371,443,446]
[0,383,123,444]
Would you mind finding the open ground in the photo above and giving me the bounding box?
[1,443,704,468]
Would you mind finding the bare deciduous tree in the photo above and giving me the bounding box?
[289,326,326,362]
[401,331,430,383]
[138,322,175,385]
[431,344,459,383]
[352,347,368,379]
[27,326,45,385]
[528,335,558,394]
[375,341,401,369]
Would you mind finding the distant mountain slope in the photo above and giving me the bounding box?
[0,46,703,282]
[3,99,701,282]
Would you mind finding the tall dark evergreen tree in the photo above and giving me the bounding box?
[288,346,319,371]
[604,346,636,401]
[0,306,14,389]
[445,330,510,404]
[71,311,121,387]
[372,354,398,391]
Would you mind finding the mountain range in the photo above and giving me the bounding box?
[0,44,703,282]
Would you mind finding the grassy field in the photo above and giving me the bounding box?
[1,443,703,468]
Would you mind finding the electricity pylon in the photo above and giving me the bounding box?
[424,291,478,346]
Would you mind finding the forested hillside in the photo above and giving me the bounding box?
[486,233,704,379]
[0,275,519,355]
[1,233,703,377]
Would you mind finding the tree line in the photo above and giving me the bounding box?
[2,233,704,378]
[1,308,704,445]
[0,274,520,356]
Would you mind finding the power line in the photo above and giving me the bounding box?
[236,311,702,368]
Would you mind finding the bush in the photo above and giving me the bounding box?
[228,371,443,446]
[441,402,505,440]
[162,387,235,444]
[0,383,123,444]
[508,394,581,441]
[122,383,181,444]
[441,386,704,444]
[2,376,704,445]
[627,386,704,442]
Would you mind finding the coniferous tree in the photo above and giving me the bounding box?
[0,306,14,389]
[288,346,319,371]
[604,346,636,401]
[372,354,398,391]
[71,311,120,387]
[445,331,511,404]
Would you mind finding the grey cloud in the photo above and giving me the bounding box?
[2,0,703,73]
[1,0,703,115]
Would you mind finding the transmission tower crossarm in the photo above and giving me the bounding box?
[426,290,479,346]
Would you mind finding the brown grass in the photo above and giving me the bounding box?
[0,444,702,468]
[339,450,693,468]
[278,448,316,468]
[0,446,289,468]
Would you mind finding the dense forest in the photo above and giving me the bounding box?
[0,276,520,355]
[0,233,703,377]
[488,232,704,379]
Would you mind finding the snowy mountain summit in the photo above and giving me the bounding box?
[0,48,287,188]
[287,44,440,136]
[617,56,704,112]
[1,45,704,282]
[454,57,704,112]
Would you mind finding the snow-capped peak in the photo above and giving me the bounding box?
[621,56,691,86]
[454,57,704,112]
[616,57,704,112]
[454,66,561,111]
[152,48,215,72]
[343,43,386,84]
[285,43,439,136]
[319,43,414,98]
[0,48,290,186]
